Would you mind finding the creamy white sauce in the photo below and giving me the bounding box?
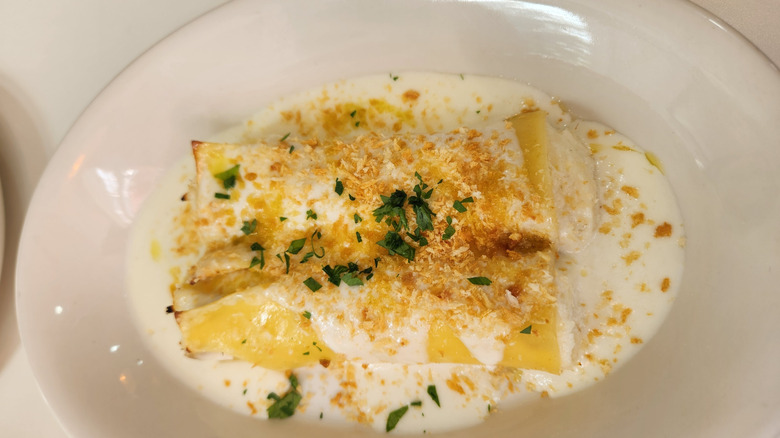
[127,73,685,434]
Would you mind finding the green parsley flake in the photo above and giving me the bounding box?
[406,227,429,246]
[409,172,435,231]
[266,374,302,419]
[306,209,317,220]
[250,243,265,268]
[276,252,291,274]
[386,405,408,432]
[410,400,422,407]
[453,197,474,213]
[303,277,322,292]
[241,338,247,344]
[373,190,408,230]
[341,272,363,286]
[356,231,362,242]
[302,311,312,319]
[520,324,533,334]
[355,121,360,127]
[467,276,492,285]
[214,164,240,182]
[377,231,415,261]
[442,216,456,240]
[350,110,357,118]
[335,178,344,196]
[280,132,290,142]
[249,256,262,269]
[289,145,295,154]
[287,238,307,255]
[280,216,287,222]
[214,192,230,199]
[241,219,257,235]
[427,385,440,407]
[354,213,363,223]
[349,194,356,201]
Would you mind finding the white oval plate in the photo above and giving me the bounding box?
[16,1,780,437]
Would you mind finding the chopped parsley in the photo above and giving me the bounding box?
[276,252,291,274]
[476,110,481,114]
[390,73,399,81]
[341,272,363,286]
[374,257,381,267]
[356,231,363,242]
[520,325,533,334]
[288,145,294,154]
[348,194,356,201]
[303,277,322,292]
[371,175,442,260]
[300,229,325,263]
[306,209,317,220]
[373,190,408,231]
[453,196,474,213]
[322,263,371,286]
[302,311,312,319]
[427,385,440,407]
[243,388,247,395]
[354,213,363,223]
[279,216,287,222]
[280,132,290,142]
[467,276,492,285]
[286,238,307,254]
[266,374,302,419]
[249,256,262,269]
[442,216,456,240]
[214,192,230,199]
[410,400,422,407]
[377,231,415,261]
[335,178,344,196]
[241,219,257,235]
[323,264,349,286]
[241,338,247,344]
[386,405,408,432]
[214,164,240,190]
[406,227,428,247]
[350,109,357,118]
[355,121,360,127]
[409,172,435,231]
[250,242,265,269]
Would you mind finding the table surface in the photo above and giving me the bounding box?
[0,1,777,436]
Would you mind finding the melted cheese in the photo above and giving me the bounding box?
[175,112,585,372]
[128,72,686,434]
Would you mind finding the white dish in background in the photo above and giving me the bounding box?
[15,0,780,437]
[0,175,4,282]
